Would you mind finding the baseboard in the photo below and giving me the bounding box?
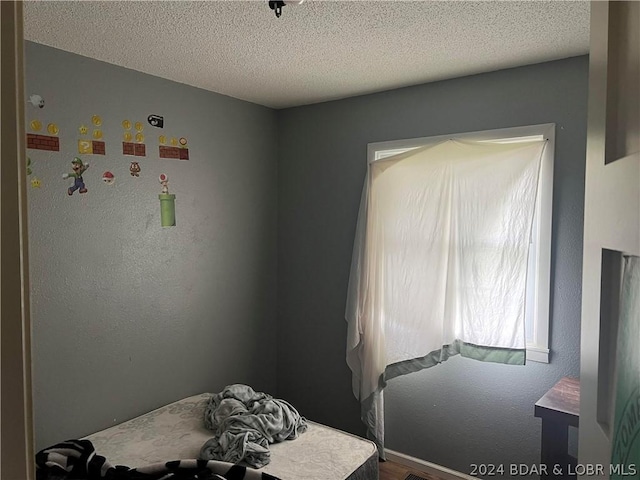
[384,449,476,480]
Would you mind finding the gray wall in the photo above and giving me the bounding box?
[25,42,278,449]
[28,42,588,473]
[276,56,588,475]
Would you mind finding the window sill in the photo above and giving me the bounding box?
[527,346,550,364]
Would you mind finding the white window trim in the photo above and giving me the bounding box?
[367,124,554,364]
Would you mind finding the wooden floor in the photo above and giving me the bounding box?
[379,460,447,480]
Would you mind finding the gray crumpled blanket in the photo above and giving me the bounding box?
[199,384,308,468]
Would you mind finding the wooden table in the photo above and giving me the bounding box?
[534,377,580,479]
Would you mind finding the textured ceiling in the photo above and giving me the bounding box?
[23,0,590,109]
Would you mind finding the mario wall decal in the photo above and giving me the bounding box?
[62,157,89,196]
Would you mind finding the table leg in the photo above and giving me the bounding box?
[540,419,574,479]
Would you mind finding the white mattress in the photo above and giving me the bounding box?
[84,393,378,480]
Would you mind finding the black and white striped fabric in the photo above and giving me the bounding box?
[36,439,281,480]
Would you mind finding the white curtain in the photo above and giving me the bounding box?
[345,139,547,454]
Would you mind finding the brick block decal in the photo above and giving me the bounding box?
[92,141,106,155]
[123,142,146,156]
[134,144,146,157]
[27,134,60,152]
[159,146,179,159]
[123,142,135,155]
[160,146,189,160]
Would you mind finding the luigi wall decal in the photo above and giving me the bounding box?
[62,157,89,195]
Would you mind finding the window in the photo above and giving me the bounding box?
[368,124,554,363]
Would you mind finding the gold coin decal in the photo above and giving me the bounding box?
[47,123,59,135]
[170,137,178,146]
[122,120,131,130]
[93,129,103,140]
[124,132,133,142]
[134,122,143,132]
[92,115,102,126]
[135,132,144,143]
[30,120,42,131]
[159,135,166,145]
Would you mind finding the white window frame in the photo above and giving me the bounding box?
[367,123,554,363]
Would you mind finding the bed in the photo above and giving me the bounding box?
[83,393,379,480]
